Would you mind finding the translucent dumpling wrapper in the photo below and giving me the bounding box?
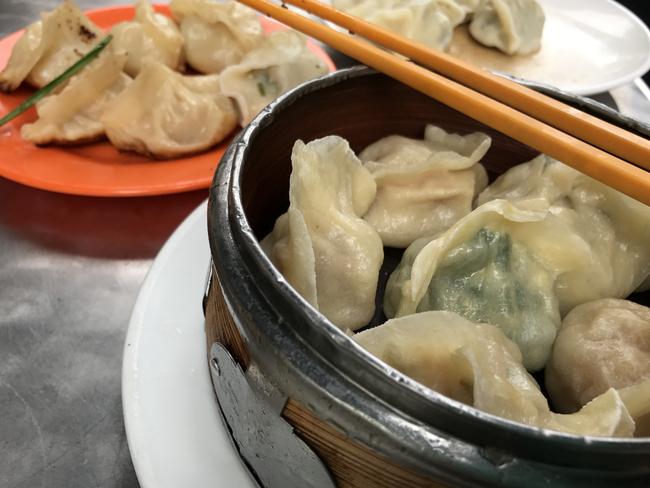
[384,198,580,371]
[110,0,184,76]
[478,156,650,314]
[0,0,103,91]
[261,136,384,331]
[101,62,237,159]
[21,49,131,145]
[469,0,545,55]
[354,311,647,437]
[360,124,490,248]
[332,0,465,51]
[170,0,263,74]
[546,299,650,425]
[219,30,329,126]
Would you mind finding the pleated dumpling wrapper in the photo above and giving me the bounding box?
[101,62,237,159]
[110,0,184,77]
[0,0,103,91]
[360,124,490,248]
[355,311,650,437]
[21,48,131,145]
[261,136,384,331]
[386,156,650,371]
[384,198,565,371]
[478,156,650,314]
[545,299,650,435]
[469,0,545,55]
[332,0,465,51]
[170,0,263,74]
[219,30,329,126]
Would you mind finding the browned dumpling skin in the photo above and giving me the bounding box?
[0,0,103,91]
[546,298,650,433]
[21,49,130,145]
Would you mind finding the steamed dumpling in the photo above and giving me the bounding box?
[219,30,328,125]
[332,0,465,51]
[170,0,263,74]
[101,62,237,158]
[478,156,650,314]
[360,124,490,248]
[469,0,545,55]
[261,136,383,331]
[21,49,130,145]
[385,156,650,371]
[545,299,650,435]
[0,0,103,91]
[384,199,564,371]
[355,311,648,437]
[110,0,184,76]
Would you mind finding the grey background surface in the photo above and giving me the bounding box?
[1,2,649,488]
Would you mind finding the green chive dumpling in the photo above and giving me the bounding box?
[384,198,576,371]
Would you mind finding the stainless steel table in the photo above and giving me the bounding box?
[1,2,649,488]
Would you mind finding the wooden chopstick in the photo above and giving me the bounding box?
[285,0,650,173]
[238,0,650,206]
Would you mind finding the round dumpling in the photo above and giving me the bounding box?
[545,299,650,421]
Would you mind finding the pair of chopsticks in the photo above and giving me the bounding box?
[239,0,650,206]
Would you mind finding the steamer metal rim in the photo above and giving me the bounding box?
[205,66,650,487]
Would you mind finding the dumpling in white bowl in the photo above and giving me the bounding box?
[261,136,383,331]
[469,0,545,55]
[0,0,103,91]
[333,0,465,51]
[219,30,329,126]
[110,0,184,76]
[170,0,263,74]
[21,48,131,145]
[355,311,649,437]
[101,62,237,159]
[545,299,650,436]
[360,124,490,248]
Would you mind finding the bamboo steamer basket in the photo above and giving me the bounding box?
[205,66,650,488]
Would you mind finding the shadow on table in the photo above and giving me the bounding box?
[0,177,208,260]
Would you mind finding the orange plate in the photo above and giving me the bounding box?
[0,5,336,197]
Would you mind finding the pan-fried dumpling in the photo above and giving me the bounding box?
[101,62,237,158]
[0,0,103,91]
[219,31,328,125]
[332,0,465,51]
[545,299,650,435]
[360,124,490,248]
[170,0,263,74]
[478,156,650,314]
[469,0,545,55]
[110,0,184,76]
[21,49,130,145]
[355,311,648,437]
[261,136,383,331]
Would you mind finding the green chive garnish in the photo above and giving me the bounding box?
[0,34,113,128]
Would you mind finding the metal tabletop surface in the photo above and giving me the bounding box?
[1,2,650,488]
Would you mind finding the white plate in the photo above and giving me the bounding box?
[330,0,650,95]
[122,201,255,488]
[447,0,650,95]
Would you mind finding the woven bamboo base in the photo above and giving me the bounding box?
[204,270,444,488]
